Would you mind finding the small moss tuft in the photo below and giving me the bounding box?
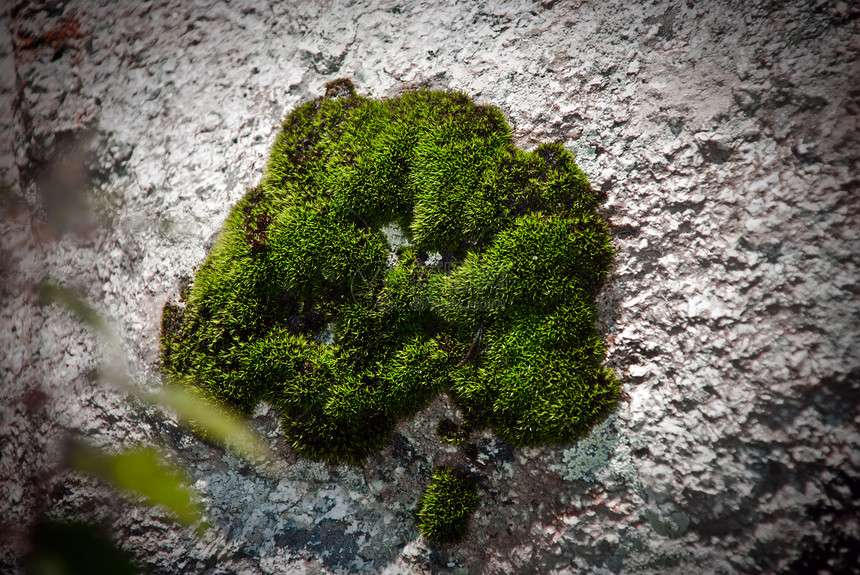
[160,80,619,464]
[415,467,479,543]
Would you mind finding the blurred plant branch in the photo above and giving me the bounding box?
[38,281,275,542]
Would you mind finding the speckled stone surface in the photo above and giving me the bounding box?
[1,1,858,573]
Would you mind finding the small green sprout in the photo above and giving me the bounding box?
[415,467,479,544]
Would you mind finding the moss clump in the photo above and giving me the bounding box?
[415,467,479,543]
[160,78,619,464]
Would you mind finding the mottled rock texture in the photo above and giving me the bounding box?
[1,1,858,573]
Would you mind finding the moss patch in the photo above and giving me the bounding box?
[415,467,479,544]
[161,78,619,538]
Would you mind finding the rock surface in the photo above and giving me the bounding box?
[1,0,858,573]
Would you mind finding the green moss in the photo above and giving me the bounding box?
[160,77,618,459]
[415,467,479,543]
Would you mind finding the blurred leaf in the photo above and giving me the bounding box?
[27,519,139,575]
[68,441,205,530]
[151,384,273,463]
[39,282,127,385]
[40,283,111,337]
[40,281,273,464]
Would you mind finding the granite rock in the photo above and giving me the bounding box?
[1,0,858,573]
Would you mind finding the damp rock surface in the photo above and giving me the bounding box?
[1,1,858,574]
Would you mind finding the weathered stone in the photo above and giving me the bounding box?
[1,0,858,573]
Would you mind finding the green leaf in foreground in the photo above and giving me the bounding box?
[151,383,272,463]
[68,441,205,530]
[41,281,273,464]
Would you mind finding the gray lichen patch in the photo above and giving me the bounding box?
[554,415,635,489]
